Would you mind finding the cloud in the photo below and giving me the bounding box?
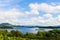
[25,10,39,15]
[0,1,60,26]
[43,13,52,18]
[29,3,60,13]
[25,3,60,26]
[18,16,45,26]
[6,3,60,26]
[0,8,26,25]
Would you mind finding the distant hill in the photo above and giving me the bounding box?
[14,25,60,29]
[0,23,14,29]
[0,23,60,29]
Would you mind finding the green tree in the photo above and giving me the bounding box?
[15,30,23,37]
[25,32,36,39]
[10,30,16,37]
[36,31,45,39]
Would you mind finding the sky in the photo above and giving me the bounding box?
[0,0,60,26]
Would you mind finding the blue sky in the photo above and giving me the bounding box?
[0,0,60,26]
[1,0,60,10]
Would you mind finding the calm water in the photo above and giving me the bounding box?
[7,27,39,33]
[7,27,53,33]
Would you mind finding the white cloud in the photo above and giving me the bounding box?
[43,13,52,18]
[0,8,26,25]
[0,2,60,26]
[0,8,25,19]
[26,10,39,15]
[29,3,39,10]
[29,3,60,13]
[18,16,45,26]
[25,3,60,26]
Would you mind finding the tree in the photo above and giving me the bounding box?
[15,30,23,37]
[7,32,12,37]
[36,31,45,38]
[25,32,36,39]
[10,30,16,37]
[10,30,23,37]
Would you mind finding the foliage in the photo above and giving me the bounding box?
[0,29,59,40]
